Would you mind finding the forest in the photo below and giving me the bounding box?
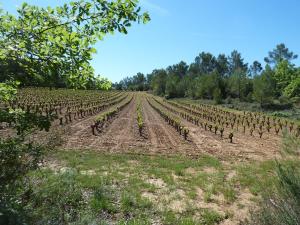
[115,44,300,107]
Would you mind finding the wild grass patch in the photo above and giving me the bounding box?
[27,150,299,224]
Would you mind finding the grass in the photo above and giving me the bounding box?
[235,160,277,195]
[201,209,225,225]
[29,150,300,224]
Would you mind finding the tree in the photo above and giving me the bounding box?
[165,74,179,98]
[115,73,147,91]
[283,76,300,98]
[228,50,248,75]
[273,60,297,95]
[216,54,229,77]
[0,0,150,88]
[213,87,222,104]
[253,65,276,106]
[176,75,192,97]
[194,72,221,99]
[264,43,298,66]
[150,69,167,96]
[166,61,188,78]
[132,73,146,91]
[188,63,200,78]
[249,60,263,77]
[95,76,112,90]
[227,68,249,100]
[118,46,299,103]
[194,52,217,74]
[194,75,209,99]
[86,75,112,90]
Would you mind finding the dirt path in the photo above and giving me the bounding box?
[87,94,148,152]
[141,97,198,155]
[64,95,138,150]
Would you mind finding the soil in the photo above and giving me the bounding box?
[60,93,281,161]
[63,94,198,156]
[0,92,282,162]
[178,112,281,161]
[62,93,282,162]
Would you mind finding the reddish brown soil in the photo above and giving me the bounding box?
[61,93,282,161]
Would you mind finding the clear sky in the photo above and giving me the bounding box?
[2,0,300,82]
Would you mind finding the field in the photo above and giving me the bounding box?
[2,1,300,224]
[12,88,297,160]
[4,88,300,224]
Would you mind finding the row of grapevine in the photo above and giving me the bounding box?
[59,94,128,125]
[147,97,189,140]
[173,100,300,138]
[0,88,128,129]
[136,99,144,136]
[151,96,232,141]
[91,95,133,135]
[10,88,120,111]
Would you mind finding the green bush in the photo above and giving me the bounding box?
[0,83,52,224]
[291,96,300,104]
[262,102,293,110]
[247,135,300,225]
[271,111,290,118]
[224,96,232,104]
[213,88,222,104]
[247,163,300,225]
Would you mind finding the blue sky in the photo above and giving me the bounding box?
[1,0,300,82]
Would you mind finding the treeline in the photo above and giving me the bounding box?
[0,59,112,90]
[115,43,300,106]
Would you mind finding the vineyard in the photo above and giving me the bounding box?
[2,88,300,224]
[1,88,298,161]
[2,1,300,224]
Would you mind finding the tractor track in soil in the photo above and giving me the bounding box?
[63,95,138,151]
[141,97,198,156]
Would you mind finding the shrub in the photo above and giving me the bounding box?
[247,134,300,225]
[213,88,222,105]
[0,83,52,224]
[224,96,232,104]
[278,95,291,104]
[262,102,293,110]
[271,111,290,118]
[290,96,300,104]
